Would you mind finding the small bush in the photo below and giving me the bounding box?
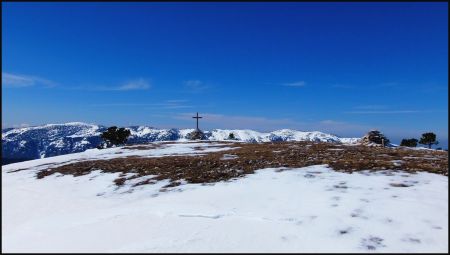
[228,132,235,140]
[400,138,418,147]
[100,126,131,147]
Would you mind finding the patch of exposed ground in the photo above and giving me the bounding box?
[36,142,448,188]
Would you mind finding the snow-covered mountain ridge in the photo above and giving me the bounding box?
[2,122,359,162]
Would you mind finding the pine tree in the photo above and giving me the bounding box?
[419,132,439,149]
[100,126,131,147]
[363,130,390,146]
[400,138,418,147]
[228,132,235,140]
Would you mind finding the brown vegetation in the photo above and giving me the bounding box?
[36,142,448,188]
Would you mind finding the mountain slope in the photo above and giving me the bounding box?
[2,122,359,163]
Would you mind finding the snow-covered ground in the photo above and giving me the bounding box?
[2,143,448,252]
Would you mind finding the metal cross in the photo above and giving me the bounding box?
[192,112,203,130]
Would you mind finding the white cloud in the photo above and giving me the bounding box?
[353,105,388,110]
[330,82,400,90]
[90,100,192,109]
[331,84,356,89]
[282,81,306,87]
[71,78,151,91]
[150,100,193,109]
[166,99,188,103]
[115,78,151,91]
[183,80,210,93]
[161,104,193,109]
[344,110,430,114]
[2,72,57,88]
[2,73,34,87]
[90,103,154,107]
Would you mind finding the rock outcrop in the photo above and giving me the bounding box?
[360,130,390,146]
[186,129,205,140]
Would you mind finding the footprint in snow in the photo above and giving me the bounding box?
[332,196,341,201]
[280,235,297,241]
[280,217,296,222]
[338,227,353,235]
[383,218,393,223]
[361,236,385,250]
[390,183,411,188]
[304,173,315,178]
[350,209,368,219]
[401,236,421,244]
[179,214,223,219]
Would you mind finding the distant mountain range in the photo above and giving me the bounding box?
[2,122,360,165]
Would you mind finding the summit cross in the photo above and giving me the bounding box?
[192,112,203,131]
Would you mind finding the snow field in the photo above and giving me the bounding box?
[2,143,447,252]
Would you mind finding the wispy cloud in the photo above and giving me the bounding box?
[90,103,155,107]
[183,80,210,93]
[2,73,151,91]
[90,100,192,109]
[418,84,448,93]
[331,84,356,89]
[353,105,388,110]
[344,110,431,114]
[157,104,193,109]
[331,82,401,90]
[282,81,306,87]
[115,78,151,91]
[376,82,399,88]
[2,72,57,88]
[346,105,437,114]
[166,99,188,103]
[69,78,151,91]
[159,100,192,109]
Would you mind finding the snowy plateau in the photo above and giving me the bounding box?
[2,141,448,253]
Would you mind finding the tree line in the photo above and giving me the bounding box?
[400,132,439,149]
[95,126,442,150]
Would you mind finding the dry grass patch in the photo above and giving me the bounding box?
[36,141,448,188]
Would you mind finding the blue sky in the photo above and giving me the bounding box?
[2,2,448,145]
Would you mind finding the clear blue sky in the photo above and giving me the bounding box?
[2,2,448,145]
